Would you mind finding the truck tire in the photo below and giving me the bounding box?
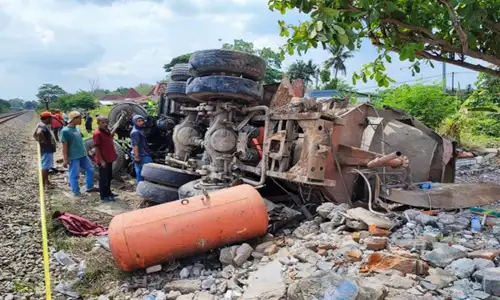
[188,49,266,81]
[166,81,198,105]
[136,181,179,204]
[178,179,228,199]
[84,138,127,178]
[141,163,199,188]
[108,102,149,136]
[170,63,191,81]
[186,75,263,103]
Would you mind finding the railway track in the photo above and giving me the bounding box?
[0,111,28,125]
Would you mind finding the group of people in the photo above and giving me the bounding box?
[34,109,153,202]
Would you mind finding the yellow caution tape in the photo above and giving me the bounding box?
[36,143,52,300]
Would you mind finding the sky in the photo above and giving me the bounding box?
[0,0,480,101]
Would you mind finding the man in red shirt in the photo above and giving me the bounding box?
[93,115,122,201]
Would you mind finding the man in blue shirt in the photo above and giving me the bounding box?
[61,111,96,196]
[130,115,152,182]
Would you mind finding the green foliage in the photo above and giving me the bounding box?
[287,59,318,84]
[268,0,500,87]
[321,78,355,91]
[145,99,158,116]
[135,83,154,96]
[324,45,354,79]
[23,101,37,110]
[44,91,97,111]
[114,87,129,95]
[36,84,67,102]
[222,39,284,84]
[0,99,11,113]
[163,53,192,72]
[8,98,24,109]
[374,84,457,129]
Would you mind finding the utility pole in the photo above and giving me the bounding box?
[451,72,455,93]
[442,62,447,92]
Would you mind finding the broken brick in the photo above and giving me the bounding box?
[317,249,328,257]
[468,249,500,261]
[369,224,391,237]
[263,244,279,256]
[366,238,388,251]
[352,232,361,243]
[361,253,429,275]
[347,249,362,260]
[317,242,336,250]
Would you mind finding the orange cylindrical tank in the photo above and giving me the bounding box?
[108,184,269,271]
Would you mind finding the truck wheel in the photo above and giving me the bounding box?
[136,181,179,204]
[166,81,198,105]
[84,138,127,178]
[141,163,200,188]
[186,75,263,104]
[188,49,266,81]
[178,179,228,199]
[108,102,149,135]
[170,63,191,81]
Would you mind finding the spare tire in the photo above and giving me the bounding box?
[166,81,198,105]
[141,163,199,188]
[108,102,149,135]
[136,181,179,204]
[170,63,191,82]
[84,138,127,178]
[186,75,263,104]
[189,49,266,81]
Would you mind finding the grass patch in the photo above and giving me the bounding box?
[79,105,112,139]
[13,280,37,294]
[73,248,127,297]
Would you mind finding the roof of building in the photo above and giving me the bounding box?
[147,82,168,97]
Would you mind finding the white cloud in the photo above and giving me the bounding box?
[0,0,479,100]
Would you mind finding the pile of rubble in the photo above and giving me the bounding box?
[94,199,500,300]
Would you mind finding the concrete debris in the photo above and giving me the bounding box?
[346,207,392,229]
[233,243,253,266]
[316,202,336,218]
[146,264,162,274]
[444,258,475,279]
[242,260,286,299]
[422,245,467,267]
[164,280,202,294]
[483,268,500,296]
[424,267,456,289]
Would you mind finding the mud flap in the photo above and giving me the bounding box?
[383,183,500,209]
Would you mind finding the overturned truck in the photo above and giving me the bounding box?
[108,49,500,271]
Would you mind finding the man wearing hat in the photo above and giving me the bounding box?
[33,111,57,187]
[60,111,96,196]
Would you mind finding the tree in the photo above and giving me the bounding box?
[287,59,318,84]
[114,87,129,95]
[8,98,24,109]
[268,0,500,87]
[222,39,284,84]
[23,101,38,110]
[374,84,457,128]
[321,78,355,91]
[135,83,154,96]
[163,53,192,72]
[0,99,11,113]
[71,91,97,110]
[36,84,66,102]
[324,45,354,80]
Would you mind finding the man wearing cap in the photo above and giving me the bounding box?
[93,115,124,201]
[33,111,56,187]
[60,111,96,196]
[130,115,152,182]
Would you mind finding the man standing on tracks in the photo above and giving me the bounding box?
[61,111,96,197]
[51,110,64,142]
[93,115,123,201]
[130,115,152,183]
[33,111,56,188]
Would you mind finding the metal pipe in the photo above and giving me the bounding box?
[240,106,269,186]
[367,151,403,168]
